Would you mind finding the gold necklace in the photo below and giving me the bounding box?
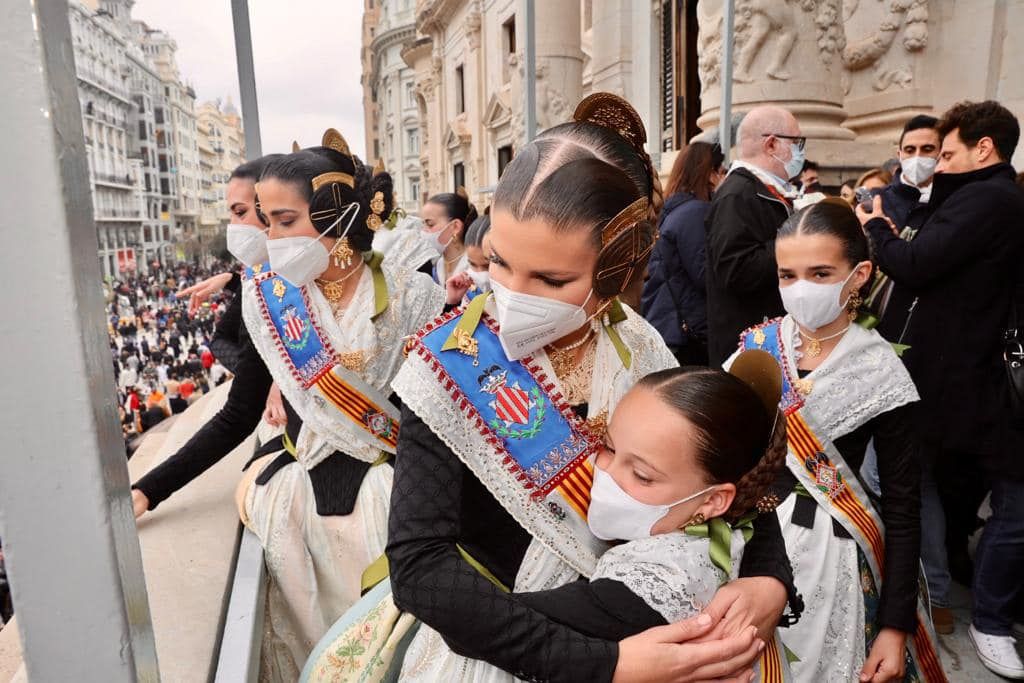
[548,332,597,405]
[798,324,850,358]
[547,329,595,377]
[315,264,362,304]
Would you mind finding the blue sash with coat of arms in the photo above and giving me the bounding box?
[414,304,600,522]
[245,262,401,454]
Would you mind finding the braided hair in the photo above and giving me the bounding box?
[637,366,787,523]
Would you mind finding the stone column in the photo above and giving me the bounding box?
[589,0,631,98]
[532,0,583,131]
[696,0,856,167]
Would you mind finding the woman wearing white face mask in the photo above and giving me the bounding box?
[443,213,492,306]
[304,95,799,683]
[727,199,945,683]
[131,153,284,515]
[420,188,477,284]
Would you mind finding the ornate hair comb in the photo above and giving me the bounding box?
[311,128,355,190]
[573,92,647,157]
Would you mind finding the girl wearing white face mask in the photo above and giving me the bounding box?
[444,213,492,306]
[305,95,798,683]
[420,189,476,284]
[727,199,944,683]
[141,131,445,681]
[507,355,791,671]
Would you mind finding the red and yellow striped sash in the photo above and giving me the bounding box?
[317,370,399,450]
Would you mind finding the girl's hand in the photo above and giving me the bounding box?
[263,383,287,427]
[698,576,788,641]
[177,272,233,315]
[860,628,907,682]
[445,272,473,306]
[614,615,762,683]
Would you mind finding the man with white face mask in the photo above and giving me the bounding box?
[706,105,803,364]
[871,115,940,343]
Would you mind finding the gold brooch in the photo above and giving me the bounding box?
[272,278,287,301]
[366,213,383,231]
[337,350,367,373]
[370,191,386,215]
[756,493,781,513]
[452,327,479,365]
[794,378,814,396]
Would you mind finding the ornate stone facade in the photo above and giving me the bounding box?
[364,1,1023,205]
[696,0,1024,180]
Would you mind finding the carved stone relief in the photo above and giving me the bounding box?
[841,0,927,92]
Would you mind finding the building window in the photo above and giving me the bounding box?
[498,145,513,178]
[138,121,147,140]
[503,16,516,55]
[453,162,465,192]
[373,139,380,160]
[406,128,419,155]
[454,64,465,114]
[404,81,415,108]
[409,177,420,203]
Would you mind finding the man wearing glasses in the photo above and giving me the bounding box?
[705,105,804,364]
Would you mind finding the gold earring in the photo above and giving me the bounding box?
[684,512,706,528]
[847,290,863,321]
[330,237,354,268]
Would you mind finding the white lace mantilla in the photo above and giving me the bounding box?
[242,258,444,468]
[727,316,919,442]
[591,530,745,624]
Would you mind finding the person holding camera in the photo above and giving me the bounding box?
[857,100,1024,680]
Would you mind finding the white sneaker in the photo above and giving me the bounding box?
[969,624,1024,679]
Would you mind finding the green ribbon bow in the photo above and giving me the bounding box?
[684,514,756,578]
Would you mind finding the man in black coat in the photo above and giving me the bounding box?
[871,115,941,342]
[705,105,800,364]
[859,100,1024,679]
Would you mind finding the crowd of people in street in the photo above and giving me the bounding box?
[106,260,236,454]
[7,94,1020,682]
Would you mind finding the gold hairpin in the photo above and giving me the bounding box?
[311,172,355,191]
[601,198,648,247]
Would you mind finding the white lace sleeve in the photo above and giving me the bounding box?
[590,532,740,624]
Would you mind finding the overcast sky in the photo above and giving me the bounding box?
[131,0,367,160]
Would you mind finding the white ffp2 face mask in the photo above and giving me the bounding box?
[226,223,269,267]
[779,268,857,332]
[267,202,359,287]
[587,465,716,541]
[900,155,938,187]
[422,221,454,256]
[490,279,592,360]
[467,268,491,292]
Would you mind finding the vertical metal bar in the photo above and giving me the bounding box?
[524,0,537,144]
[231,0,262,158]
[0,2,158,680]
[719,0,736,164]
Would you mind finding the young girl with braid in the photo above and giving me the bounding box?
[515,353,790,657]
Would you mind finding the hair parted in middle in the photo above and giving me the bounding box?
[493,92,664,301]
[257,128,394,253]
